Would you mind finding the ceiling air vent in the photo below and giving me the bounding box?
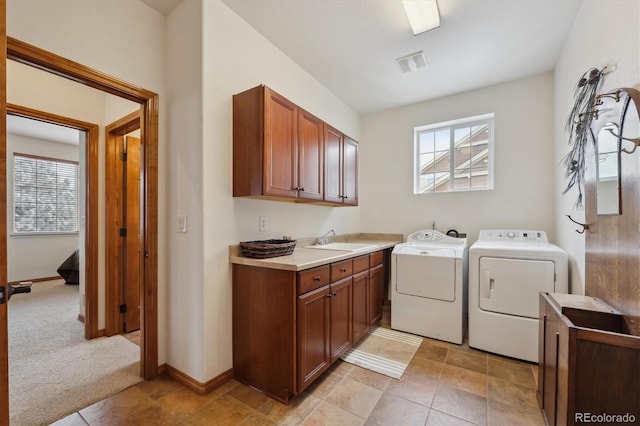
[396,51,427,73]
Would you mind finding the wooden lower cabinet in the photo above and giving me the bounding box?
[233,250,386,402]
[352,270,369,343]
[297,278,352,392]
[368,263,384,325]
[297,285,331,391]
[329,278,352,363]
[538,293,640,425]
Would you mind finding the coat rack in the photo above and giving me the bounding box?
[563,65,640,231]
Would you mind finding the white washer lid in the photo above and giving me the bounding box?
[393,244,463,259]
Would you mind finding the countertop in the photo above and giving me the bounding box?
[229,233,403,271]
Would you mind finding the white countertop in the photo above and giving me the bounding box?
[229,233,402,271]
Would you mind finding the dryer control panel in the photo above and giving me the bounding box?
[477,230,548,243]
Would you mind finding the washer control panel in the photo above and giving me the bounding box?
[407,230,466,246]
[478,230,548,243]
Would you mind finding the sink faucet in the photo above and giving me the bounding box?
[317,229,335,245]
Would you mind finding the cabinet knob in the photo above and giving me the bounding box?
[300,187,304,191]
[313,276,321,281]
[340,268,347,272]
[326,293,332,298]
[332,292,337,296]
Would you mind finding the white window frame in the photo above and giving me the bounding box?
[413,113,495,194]
[12,152,79,235]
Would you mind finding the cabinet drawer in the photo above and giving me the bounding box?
[352,255,369,273]
[298,266,330,295]
[370,251,383,267]
[331,259,353,282]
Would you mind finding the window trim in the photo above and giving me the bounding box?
[413,113,495,194]
[12,152,80,235]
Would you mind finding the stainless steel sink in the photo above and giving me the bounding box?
[305,242,376,252]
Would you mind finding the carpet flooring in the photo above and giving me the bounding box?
[341,327,423,379]
[8,280,142,426]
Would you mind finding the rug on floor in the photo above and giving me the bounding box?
[340,327,423,379]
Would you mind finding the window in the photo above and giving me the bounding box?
[13,153,79,234]
[414,113,494,194]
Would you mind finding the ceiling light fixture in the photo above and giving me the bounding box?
[402,0,440,35]
[396,51,427,73]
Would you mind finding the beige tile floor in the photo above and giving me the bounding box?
[51,308,545,425]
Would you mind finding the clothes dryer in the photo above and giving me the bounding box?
[391,230,468,344]
[469,230,568,362]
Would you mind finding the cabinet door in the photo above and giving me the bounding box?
[298,109,323,201]
[352,270,369,344]
[298,285,331,391]
[343,136,358,205]
[324,124,343,203]
[539,295,559,426]
[264,88,298,198]
[368,264,384,325]
[330,278,352,362]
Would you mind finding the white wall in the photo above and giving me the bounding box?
[360,72,556,245]
[6,134,80,282]
[554,0,640,295]
[7,0,166,357]
[164,0,366,382]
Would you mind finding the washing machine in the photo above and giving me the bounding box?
[469,230,568,362]
[391,230,468,344]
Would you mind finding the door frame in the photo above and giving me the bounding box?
[6,104,99,339]
[105,111,141,336]
[1,2,8,423]
[6,37,159,380]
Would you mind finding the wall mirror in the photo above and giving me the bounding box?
[596,122,621,215]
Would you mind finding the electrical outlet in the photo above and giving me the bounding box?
[259,216,268,231]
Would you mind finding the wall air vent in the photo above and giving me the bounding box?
[396,51,427,73]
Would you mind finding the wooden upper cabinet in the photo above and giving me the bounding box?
[297,108,324,201]
[324,124,343,204]
[324,124,358,205]
[343,136,358,206]
[264,89,298,198]
[233,84,357,205]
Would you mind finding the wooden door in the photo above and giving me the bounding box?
[297,285,330,392]
[343,136,358,205]
[0,1,7,422]
[264,88,297,198]
[297,108,323,201]
[323,124,343,203]
[124,136,141,332]
[368,264,384,325]
[352,270,369,343]
[329,278,351,362]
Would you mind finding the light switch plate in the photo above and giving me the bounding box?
[177,215,188,233]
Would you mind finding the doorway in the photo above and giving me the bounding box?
[1,35,159,425]
[6,104,99,338]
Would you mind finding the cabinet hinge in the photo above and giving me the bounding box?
[119,228,127,237]
[119,304,127,314]
[120,152,127,161]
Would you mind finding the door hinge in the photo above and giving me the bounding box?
[119,304,127,313]
[120,228,127,237]
[120,152,127,161]
[0,286,5,304]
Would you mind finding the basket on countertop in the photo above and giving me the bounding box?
[240,239,297,259]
